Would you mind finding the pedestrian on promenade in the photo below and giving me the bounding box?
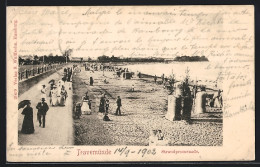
[90,77,94,86]
[57,83,62,105]
[36,98,49,128]
[99,94,106,113]
[49,79,55,90]
[41,85,47,100]
[60,86,68,106]
[49,84,57,105]
[154,75,157,83]
[21,101,35,134]
[115,96,122,116]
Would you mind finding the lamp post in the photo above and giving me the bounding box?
[66,52,68,64]
[103,64,105,76]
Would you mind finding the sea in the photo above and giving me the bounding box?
[122,62,222,89]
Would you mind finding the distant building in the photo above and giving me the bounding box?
[70,57,83,62]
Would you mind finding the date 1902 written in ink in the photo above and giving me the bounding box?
[114,147,156,157]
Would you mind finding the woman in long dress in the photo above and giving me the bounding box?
[81,92,91,115]
[21,101,35,134]
[51,86,58,106]
[99,94,106,113]
[57,81,63,104]
[59,86,67,106]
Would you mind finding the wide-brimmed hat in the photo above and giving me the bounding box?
[41,98,46,101]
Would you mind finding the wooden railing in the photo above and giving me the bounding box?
[18,64,64,81]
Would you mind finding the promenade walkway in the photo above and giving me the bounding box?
[18,68,73,145]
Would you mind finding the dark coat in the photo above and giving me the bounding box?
[36,102,49,115]
[21,106,34,134]
[99,97,105,113]
[117,98,122,106]
[90,77,94,85]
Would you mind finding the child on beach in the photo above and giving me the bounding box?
[131,84,135,92]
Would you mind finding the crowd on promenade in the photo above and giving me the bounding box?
[19,66,74,134]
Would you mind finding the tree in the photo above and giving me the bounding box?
[97,55,110,62]
[19,57,24,65]
[33,55,39,64]
[64,49,73,63]
[24,58,32,65]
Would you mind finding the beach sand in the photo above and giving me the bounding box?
[72,65,222,146]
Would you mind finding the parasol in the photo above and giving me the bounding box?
[18,100,30,110]
[49,79,55,84]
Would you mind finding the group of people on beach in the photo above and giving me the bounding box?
[98,94,122,121]
[75,91,122,121]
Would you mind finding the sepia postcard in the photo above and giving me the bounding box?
[6,6,254,162]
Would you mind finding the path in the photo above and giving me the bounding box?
[18,68,73,145]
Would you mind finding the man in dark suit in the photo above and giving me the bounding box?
[115,96,122,116]
[36,98,49,128]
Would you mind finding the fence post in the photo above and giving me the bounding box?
[25,70,28,79]
[28,70,31,78]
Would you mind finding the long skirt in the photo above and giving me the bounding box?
[99,105,105,113]
[82,101,91,115]
[59,95,66,106]
[57,96,61,104]
[21,115,35,134]
[51,96,58,106]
